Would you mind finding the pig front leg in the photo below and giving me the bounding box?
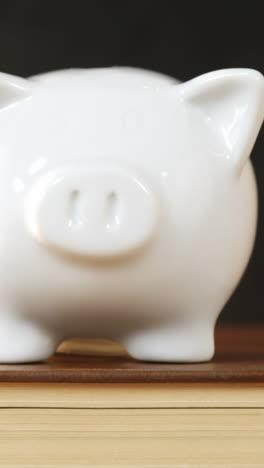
[120,317,215,363]
[0,311,62,363]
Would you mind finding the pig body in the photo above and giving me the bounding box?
[0,67,262,362]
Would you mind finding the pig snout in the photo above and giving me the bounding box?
[24,164,158,258]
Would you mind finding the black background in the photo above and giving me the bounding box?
[0,1,263,323]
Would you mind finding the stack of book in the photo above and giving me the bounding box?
[0,326,263,467]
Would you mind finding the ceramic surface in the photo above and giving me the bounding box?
[0,66,263,363]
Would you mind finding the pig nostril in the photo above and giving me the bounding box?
[68,189,82,228]
[105,191,119,231]
[108,191,117,203]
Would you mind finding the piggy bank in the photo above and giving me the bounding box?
[0,67,263,363]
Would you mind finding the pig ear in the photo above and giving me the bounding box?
[180,69,264,174]
[0,72,32,109]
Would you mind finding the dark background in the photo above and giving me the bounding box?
[0,1,263,323]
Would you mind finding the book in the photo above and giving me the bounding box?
[0,326,263,467]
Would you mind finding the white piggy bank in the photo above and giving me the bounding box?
[0,67,263,363]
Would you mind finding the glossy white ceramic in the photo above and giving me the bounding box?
[0,66,263,363]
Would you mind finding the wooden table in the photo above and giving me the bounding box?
[0,325,262,382]
[0,326,263,467]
